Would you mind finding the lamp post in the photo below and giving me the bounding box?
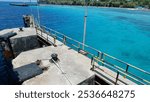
[82,0,88,50]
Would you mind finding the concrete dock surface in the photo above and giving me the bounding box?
[0,27,36,37]
[1,27,136,85]
[13,45,95,85]
[0,27,40,55]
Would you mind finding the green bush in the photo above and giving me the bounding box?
[39,0,150,9]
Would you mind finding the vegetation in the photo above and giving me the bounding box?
[39,0,150,9]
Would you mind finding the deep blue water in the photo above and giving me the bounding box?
[0,2,150,81]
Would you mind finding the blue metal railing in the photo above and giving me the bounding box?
[35,25,150,85]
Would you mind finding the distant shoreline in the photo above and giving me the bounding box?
[1,1,149,11]
[39,4,150,11]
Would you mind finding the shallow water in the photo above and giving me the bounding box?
[0,2,150,81]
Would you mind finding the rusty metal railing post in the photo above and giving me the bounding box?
[78,43,80,50]
[78,48,80,53]
[100,53,104,66]
[91,57,95,71]
[126,65,129,73]
[47,33,48,42]
[97,51,100,58]
[63,36,66,45]
[35,26,38,35]
[115,72,120,85]
[100,53,103,60]
[41,28,42,37]
[78,43,80,48]
[54,36,56,45]
[91,57,94,65]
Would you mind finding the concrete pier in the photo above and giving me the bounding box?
[11,27,135,85]
[1,27,137,85]
[13,45,95,85]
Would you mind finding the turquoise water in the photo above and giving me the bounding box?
[0,2,150,81]
[36,6,150,70]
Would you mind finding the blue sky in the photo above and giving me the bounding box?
[0,0,37,2]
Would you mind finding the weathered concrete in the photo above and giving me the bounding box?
[0,27,136,85]
[11,27,136,85]
[35,28,136,85]
[13,45,95,85]
[0,28,40,56]
[13,45,135,85]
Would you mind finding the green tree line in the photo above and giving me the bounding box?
[39,0,150,9]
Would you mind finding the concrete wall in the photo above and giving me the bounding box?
[11,35,40,56]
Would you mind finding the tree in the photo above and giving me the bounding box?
[38,0,150,9]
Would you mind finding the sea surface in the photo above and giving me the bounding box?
[0,2,150,81]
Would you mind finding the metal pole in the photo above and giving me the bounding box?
[37,0,40,26]
[126,65,129,73]
[82,0,88,50]
[115,72,120,85]
[29,0,33,15]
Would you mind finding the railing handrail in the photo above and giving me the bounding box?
[93,57,149,85]
[35,25,150,85]
[40,25,150,75]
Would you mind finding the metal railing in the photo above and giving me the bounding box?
[35,25,150,85]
